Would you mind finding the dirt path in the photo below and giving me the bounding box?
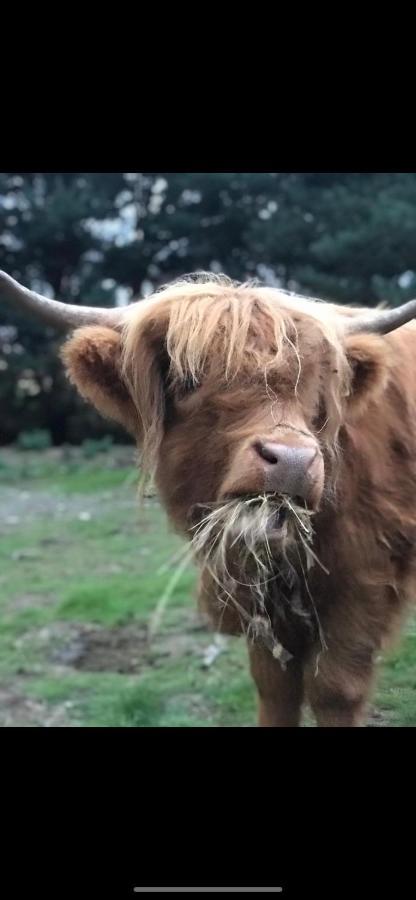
[1,486,138,529]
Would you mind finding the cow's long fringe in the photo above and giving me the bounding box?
[121,274,353,472]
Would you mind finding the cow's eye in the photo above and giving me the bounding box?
[177,376,198,398]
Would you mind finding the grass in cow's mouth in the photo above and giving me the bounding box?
[188,492,327,665]
[189,494,315,581]
[191,492,314,543]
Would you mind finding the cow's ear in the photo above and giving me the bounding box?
[344,333,391,419]
[61,326,138,436]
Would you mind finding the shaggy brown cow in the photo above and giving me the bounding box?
[3,269,416,727]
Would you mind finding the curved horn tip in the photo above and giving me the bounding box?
[344,299,416,336]
[0,269,130,331]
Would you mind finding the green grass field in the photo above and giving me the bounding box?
[1,446,415,726]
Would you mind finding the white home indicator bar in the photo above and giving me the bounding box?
[133,889,283,893]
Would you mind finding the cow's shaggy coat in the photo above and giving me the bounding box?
[62,276,416,726]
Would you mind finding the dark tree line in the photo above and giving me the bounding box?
[2,172,416,444]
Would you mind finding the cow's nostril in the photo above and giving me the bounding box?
[255,442,279,465]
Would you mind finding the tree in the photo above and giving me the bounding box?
[0,173,127,443]
[247,173,416,305]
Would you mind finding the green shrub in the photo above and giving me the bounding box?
[17,429,52,451]
[81,436,114,459]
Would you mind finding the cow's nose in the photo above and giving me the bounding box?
[254,441,318,502]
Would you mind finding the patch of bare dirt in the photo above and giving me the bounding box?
[50,623,149,673]
[16,612,218,677]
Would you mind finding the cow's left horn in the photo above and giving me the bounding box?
[343,299,416,336]
[0,270,132,332]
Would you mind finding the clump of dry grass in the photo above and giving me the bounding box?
[190,493,328,667]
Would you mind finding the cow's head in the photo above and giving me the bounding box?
[1,270,412,649]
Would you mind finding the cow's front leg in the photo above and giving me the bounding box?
[304,648,375,727]
[311,697,368,727]
[248,640,304,727]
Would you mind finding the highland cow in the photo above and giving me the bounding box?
[3,269,416,727]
